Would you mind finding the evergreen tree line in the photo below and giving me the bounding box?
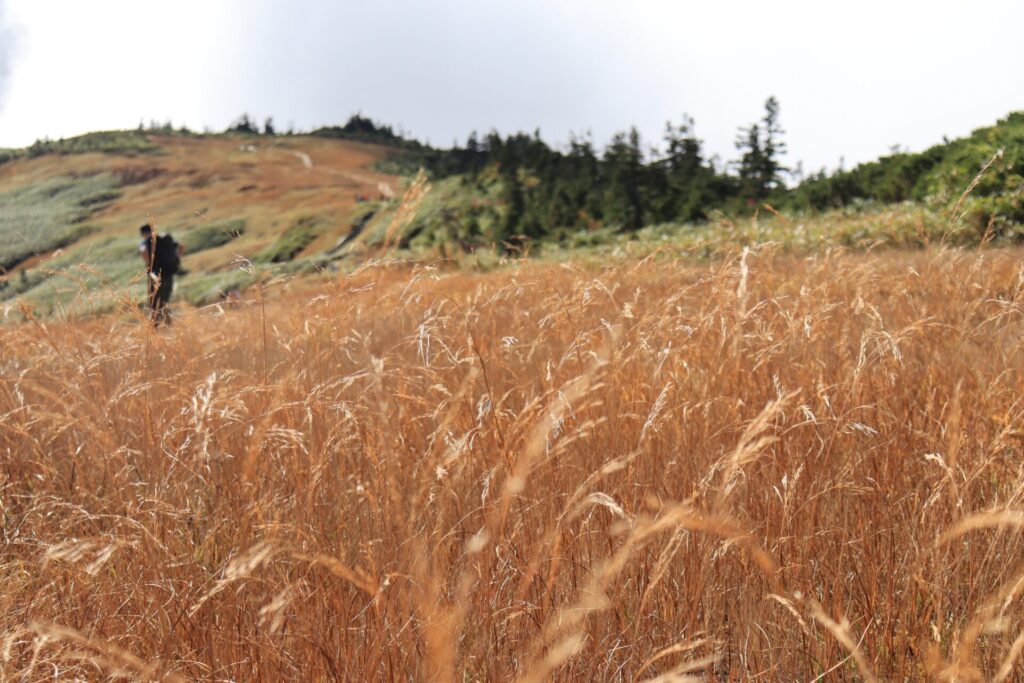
[221,101,791,237]
[403,97,790,239]
[226,105,1024,236]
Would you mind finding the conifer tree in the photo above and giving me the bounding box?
[735,97,788,200]
[660,115,713,221]
[603,128,645,230]
[497,169,525,247]
[227,113,257,134]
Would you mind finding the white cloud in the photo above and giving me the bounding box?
[0,0,1021,171]
[0,0,17,110]
[0,0,240,145]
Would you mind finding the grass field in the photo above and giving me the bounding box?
[3,245,1024,680]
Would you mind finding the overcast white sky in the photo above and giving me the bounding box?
[0,0,1021,173]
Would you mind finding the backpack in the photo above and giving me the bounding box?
[152,234,181,276]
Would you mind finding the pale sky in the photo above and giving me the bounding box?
[0,0,1021,173]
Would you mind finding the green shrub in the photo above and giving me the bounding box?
[357,174,503,252]
[0,148,24,166]
[786,111,1024,227]
[27,130,159,157]
[179,219,247,253]
[177,268,255,306]
[256,216,319,263]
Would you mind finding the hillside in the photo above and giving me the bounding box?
[788,111,1024,230]
[1,110,1022,320]
[0,131,401,315]
[375,108,1024,249]
[327,109,1024,256]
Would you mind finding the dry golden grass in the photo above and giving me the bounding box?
[4,245,1024,680]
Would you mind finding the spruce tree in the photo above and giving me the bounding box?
[227,113,257,134]
[497,170,525,247]
[735,97,788,200]
[760,96,787,189]
[735,122,765,200]
[603,128,645,231]
[661,115,711,222]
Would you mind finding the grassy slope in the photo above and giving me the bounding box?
[789,111,1024,229]
[0,173,120,270]
[0,133,400,314]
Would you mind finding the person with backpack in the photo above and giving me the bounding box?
[139,223,184,325]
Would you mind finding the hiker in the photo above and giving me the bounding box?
[139,224,184,325]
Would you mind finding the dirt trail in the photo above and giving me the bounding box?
[289,148,386,189]
[290,151,313,169]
